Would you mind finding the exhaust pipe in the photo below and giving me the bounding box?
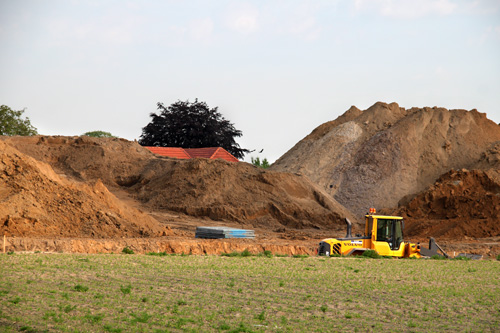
[345,218,352,238]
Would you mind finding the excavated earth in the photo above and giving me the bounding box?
[272,102,500,257]
[2,102,500,258]
[0,136,351,255]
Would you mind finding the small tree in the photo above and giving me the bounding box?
[0,105,38,136]
[139,99,249,159]
[251,157,270,168]
[82,131,115,138]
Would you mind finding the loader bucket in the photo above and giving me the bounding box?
[419,237,449,258]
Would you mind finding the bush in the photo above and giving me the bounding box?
[259,250,273,258]
[251,157,270,168]
[361,250,381,259]
[82,131,115,138]
[497,254,500,261]
[122,247,134,255]
[240,249,252,257]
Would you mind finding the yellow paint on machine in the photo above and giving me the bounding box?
[318,211,422,258]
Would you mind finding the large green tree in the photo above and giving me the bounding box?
[139,99,249,159]
[0,105,38,136]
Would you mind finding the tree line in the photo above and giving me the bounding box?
[1,100,268,164]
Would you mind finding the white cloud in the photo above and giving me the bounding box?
[226,3,259,34]
[355,0,457,19]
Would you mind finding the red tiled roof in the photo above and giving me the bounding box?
[144,147,191,159]
[185,147,239,162]
[144,146,238,162]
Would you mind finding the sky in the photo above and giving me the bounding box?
[1,0,499,163]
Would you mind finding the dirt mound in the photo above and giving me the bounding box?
[1,136,353,233]
[272,102,500,220]
[132,157,354,231]
[384,169,500,239]
[0,140,168,238]
[1,135,153,187]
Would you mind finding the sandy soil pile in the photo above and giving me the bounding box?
[2,100,500,256]
[0,140,168,238]
[271,102,500,223]
[384,169,500,239]
[131,157,354,230]
[2,136,153,187]
[1,136,353,236]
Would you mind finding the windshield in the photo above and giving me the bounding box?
[376,219,403,250]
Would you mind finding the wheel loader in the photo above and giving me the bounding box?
[318,208,450,258]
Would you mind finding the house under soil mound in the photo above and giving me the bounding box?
[0,140,168,238]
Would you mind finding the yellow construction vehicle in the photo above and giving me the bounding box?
[318,208,423,258]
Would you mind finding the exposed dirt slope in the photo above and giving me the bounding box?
[0,141,168,238]
[1,135,153,187]
[382,169,500,240]
[1,136,353,234]
[131,157,355,230]
[271,102,500,220]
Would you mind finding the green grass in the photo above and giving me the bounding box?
[0,253,499,332]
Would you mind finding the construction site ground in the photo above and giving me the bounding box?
[2,102,500,259]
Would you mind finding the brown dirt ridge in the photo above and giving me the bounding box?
[271,102,500,220]
[2,101,500,257]
[0,135,351,254]
[0,140,167,238]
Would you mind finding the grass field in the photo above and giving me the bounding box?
[0,252,499,332]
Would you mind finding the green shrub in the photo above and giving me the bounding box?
[362,250,381,259]
[241,249,252,257]
[258,250,273,258]
[121,247,134,255]
[497,254,500,261]
[251,157,270,168]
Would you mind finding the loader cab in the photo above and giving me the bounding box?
[366,214,405,252]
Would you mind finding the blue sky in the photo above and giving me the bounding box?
[1,0,499,162]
